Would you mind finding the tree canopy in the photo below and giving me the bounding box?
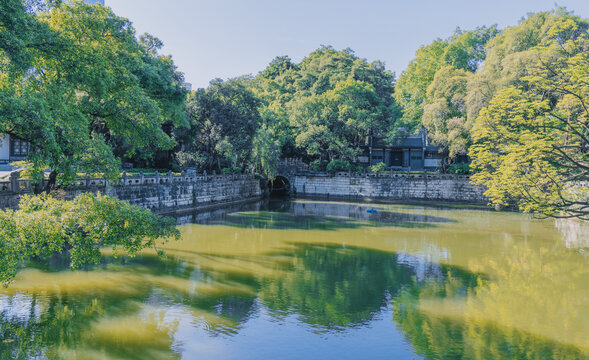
[0,1,186,188]
[470,10,589,218]
[395,26,498,156]
[252,46,400,164]
[0,193,179,286]
[179,78,261,172]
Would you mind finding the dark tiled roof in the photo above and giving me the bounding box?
[372,135,424,148]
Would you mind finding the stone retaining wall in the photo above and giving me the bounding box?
[293,172,487,204]
[0,172,262,212]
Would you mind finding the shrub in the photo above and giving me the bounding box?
[369,162,387,173]
[222,167,241,175]
[352,165,365,173]
[311,160,328,172]
[326,159,351,174]
[447,162,471,175]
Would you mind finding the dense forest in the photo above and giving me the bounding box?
[1,1,587,219]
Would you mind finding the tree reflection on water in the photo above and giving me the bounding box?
[1,199,587,359]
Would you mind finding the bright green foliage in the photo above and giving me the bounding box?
[395,27,497,155]
[422,66,470,158]
[0,193,179,286]
[394,40,448,134]
[0,0,60,74]
[369,162,387,173]
[291,48,399,162]
[250,124,281,179]
[252,56,300,158]
[292,78,390,161]
[253,47,399,163]
[470,19,589,218]
[310,159,328,172]
[0,1,185,187]
[113,33,188,167]
[466,9,587,122]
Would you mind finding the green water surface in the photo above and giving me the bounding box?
[1,199,588,359]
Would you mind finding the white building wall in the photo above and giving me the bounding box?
[424,158,441,168]
[0,135,10,162]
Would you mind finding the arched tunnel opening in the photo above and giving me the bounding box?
[268,176,291,197]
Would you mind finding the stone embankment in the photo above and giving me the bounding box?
[0,160,489,211]
[292,172,488,204]
[0,171,263,212]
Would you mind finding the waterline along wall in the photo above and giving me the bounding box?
[0,171,263,212]
[293,172,488,204]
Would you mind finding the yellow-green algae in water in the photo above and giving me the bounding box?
[0,199,588,359]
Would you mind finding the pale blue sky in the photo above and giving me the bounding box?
[106,0,589,89]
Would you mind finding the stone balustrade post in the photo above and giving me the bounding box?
[155,171,160,184]
[10,172,20,193]
[139,171,144,185]
[122,171,127,186]
[168,170,173,184]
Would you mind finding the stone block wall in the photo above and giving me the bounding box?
[0,173,262,212]
[293,173,488,204]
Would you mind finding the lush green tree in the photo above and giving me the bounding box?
[0,193,179,286]
[291,78,394,161]
[465,9,586,122]
[470,13,589,219]
[252,56,301,159]
[273,47,399,161]
[0,0,62,74]
[422,66,470,158]
[0,1,184,189]
[111,33,188,168]
[395,27,498,156]
[182,78,261,171]
[394,40,448,135]
[250,124,281,178]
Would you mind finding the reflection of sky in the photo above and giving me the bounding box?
[397,252,445,283]
[0,294,42,323]
[555,219,589,249]
[169,299,421,360]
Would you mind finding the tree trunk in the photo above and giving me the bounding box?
[43,170,57,194]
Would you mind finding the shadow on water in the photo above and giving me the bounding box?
[174,199,456,230]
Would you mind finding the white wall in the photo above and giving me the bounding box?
[0,135,9,161]
[424,159,441,168]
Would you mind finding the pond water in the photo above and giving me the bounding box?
[1,199,588,359]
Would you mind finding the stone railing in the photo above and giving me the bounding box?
[301,171,473,181]
[276,158,311,176]
[0,170,256,194]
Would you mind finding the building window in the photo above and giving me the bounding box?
[11,138,30,157]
